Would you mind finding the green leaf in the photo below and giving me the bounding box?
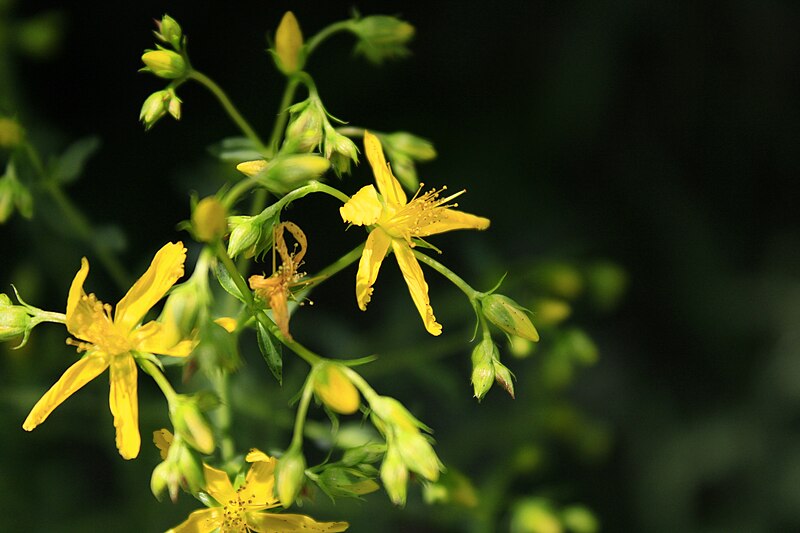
[212,260,245,303]
[53,136,101,184]
[256,320,282,384]
[207,136,263,162]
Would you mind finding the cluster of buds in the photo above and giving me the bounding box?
[283,97,359,176]
[375,131,436,190]
[471,337,515,400]
[150,429,205,502]
[0,160,32,223]
[349,14,415,64]
[140,15,188,129]
[369,395,443,505]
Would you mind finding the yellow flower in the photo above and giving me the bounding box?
[168,446,348,533]
[22,242,195,459]
[339,131,490,335]
[249,221,308,340]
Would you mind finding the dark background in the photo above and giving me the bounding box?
[2,1,800,532]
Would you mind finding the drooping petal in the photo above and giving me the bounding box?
[115,242,187,332]
[391,241,442,336]
[364,131,406,207]
[415,209,490,237]
[130,321,197,357]
[167,507,224,533]
[354,228,392,311]
[339,185,382,226]
[202,463,236,505]
[246,511,349,532]
[241,453,279,506]
[65,258,104,341]
[22,351,110,431]
[109,354,140,459]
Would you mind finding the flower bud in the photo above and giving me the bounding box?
[0,117,23,149]
[172,396,215,455]
[260,154,331,195]
[191,196,227,243]
[141,49,187,79]
[381,132,436,161]
[470,338,497,401]
[139,90,169,129]
[561,505,599,533]
[313,363,360,415]
[274,11,304,74]
[324,125,359,177]
[394,429,442,481]
[0,293,31,342]
[380,445,409,506]
[0,175,15,223]
[276,447,306,508]
[492,359,515,399]
[533,298,571,327]
[480,293,539,342]
[341,442,386,466]
[369,396,424,433]
[284,100,324,153]
[318,466,380,498]
[154,14,183,50]
[151,434,204,502]
[235,159,268,177]
[351,15,415,64]
[226,212,276,259]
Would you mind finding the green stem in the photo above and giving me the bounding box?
[222,178,259,209]
[139,358,178,405]
[214,371,236,462]
[24,143,131,290]
[188,70,266,151]
[266,77,301,157]
[336,126,365,138]
[413,250,479,300]
[304,20,353,57]
[30,311,66,325]
[291,374,316,448]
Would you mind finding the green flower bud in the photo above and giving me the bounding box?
[0,117,23,149]
[318,466,380,498]
[380,445,408,506]
[351,15,415,64]
[260,154,331,195]
[274,11,304,74]
[341,442,386,466]
[470,338,497,401]
[533,298,571,327]
[492,359,515,399]
[171,396,215,455]
[158,279,206,344]
[141,49,187,79]
[151,435,204,502]
[0,293,31,342]
[155,14,183,50]
[394,429,442,481]
[481,293,540,342]
[276,447,306,508]
[324,125,359,177]
[139,90,169,129]
[284,100,325,153]
[191,196,227,243]
[369,395,425,433]
[381,132,436,161]
[313,363,361,415]
[0,175,15,223]
[226,211,277,259]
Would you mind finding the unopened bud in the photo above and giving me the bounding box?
[324,125,359,177]
[369,396,424,433]
[191,196,227,243]
[380,445,408,506]
[274,11,304,74]
[0,117,23,148]
[141,49,187,79]
[351,15,415,64]
[260,154,330,194]
[226,212,276,259]
[394,429,442,481]
[470,338,497,401]
[0,293,31,342]
[139,90,169,129]
[381,132,436,161]
[341,442,386,466]
[236,159,268,177]
[276,447,306,508]
[284,100,324,152]
[492,360,515,399]
[481,293,539,342]
[155,14,183,50]
[534,298,571,327]
[314,363,360,415]
[172,397,215,455]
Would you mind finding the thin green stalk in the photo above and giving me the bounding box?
[413,250,479,300]
[139,358,178,405]
[290,375,316,448]
[188,70,266,151]
[266,77,301,158]
[304,20,353,57]
[214,372,236,462]
[24,143,131,290]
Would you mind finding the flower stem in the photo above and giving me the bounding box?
[139,358,178,405]
[304,20,353,57]
[213,371,236,462]
[291,374,316,448]
[413,250,479,300]
[188,70,266,151]
[266,77,301,157]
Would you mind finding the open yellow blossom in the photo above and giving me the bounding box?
[167,442,348,533]
[249,221,307,340]
[22,242,195,459]
[339,131,490,335]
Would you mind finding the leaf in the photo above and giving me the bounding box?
[207,136,264,162]
[53,136,101,184]
[256,320,282,384]
[212,260,246,302]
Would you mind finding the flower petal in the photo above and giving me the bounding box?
[22,351,110,431]
[415,209,490,237]
[131,321,197,357]
[364,131,406,207]
[65,257,100,340]
[153,428,174,460]
[109,354,140,459]
[167,507,223,533]
[355,228,392,311]
[115,242,186,332]
[246,511,349,532]
[339,185,382,226]
[203,463,236,505]
[241,453,278,506]
[391,241,442,336]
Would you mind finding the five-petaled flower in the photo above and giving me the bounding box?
[160,430,348,533]
[339,131,490,335]
[22,242,196,459]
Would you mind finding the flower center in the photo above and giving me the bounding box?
[67,293,133,355]
[221,484,257,533]
[382,184,465,242]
